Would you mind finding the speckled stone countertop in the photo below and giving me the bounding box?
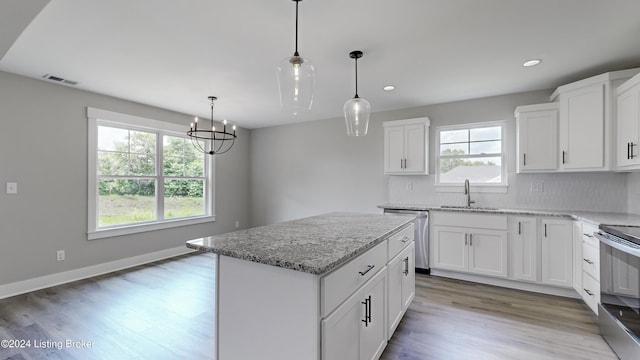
[378,203,640,227]
[186,212,414,275]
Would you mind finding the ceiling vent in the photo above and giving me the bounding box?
[42,74,78,86]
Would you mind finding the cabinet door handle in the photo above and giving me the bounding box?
[583,233,593,238]
[403,256,410,276]
[358,264,375,276]
[628,142,631,160]
[583,258,594,265]
[469,233,473,246]
[544,224,547,237]
[518,221,521,235]
[465,233,468,246]
[401,236,410,243]
[562,151,566,164]
[523,153,526,166]
[584,289,594,296]
[361,296,370,326]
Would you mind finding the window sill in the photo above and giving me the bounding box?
[88,215,215,240]
[436,185,508,194]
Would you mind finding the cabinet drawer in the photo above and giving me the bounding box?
[432,212,507,230]
[582,272,600,315]
[321,241,388,317]
[582,242,600,281]
[388,224,414,260]
[581,223,599,248]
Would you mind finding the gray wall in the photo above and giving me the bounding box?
[250,89,631,227]
[0,71,251,285]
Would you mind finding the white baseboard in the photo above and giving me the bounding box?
[430,269,581,299]
[0,246,196,300]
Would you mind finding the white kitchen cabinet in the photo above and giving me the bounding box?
[616,72,640,169]
[387,242,415,338]
[579,222,600,314]
[431,213,508,278]
[515,103,558,173]
[550,68,640,171]
[540,219,573,288]
[322,267,387,360]
[572,221,583,294]
[510,216,538,282]
[383,117,430,175]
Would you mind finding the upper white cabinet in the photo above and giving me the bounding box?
[616,72,640,169]
[515,103,559,173]
[383,117,430,175]
[550,69,640,171]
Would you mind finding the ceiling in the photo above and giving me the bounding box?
[2,0,640,129]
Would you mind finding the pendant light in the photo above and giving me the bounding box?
[277,0,316,115]
[187,96,237,155]
[344,50,370,136]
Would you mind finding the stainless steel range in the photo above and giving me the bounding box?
[595,225,640,360]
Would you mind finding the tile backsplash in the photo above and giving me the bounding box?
[388,171,629,213]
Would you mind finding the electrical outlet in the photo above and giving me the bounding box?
[235,221,240,228]
[530,182,544,192]
[56,250,65,262]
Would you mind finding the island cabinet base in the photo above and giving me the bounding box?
[217,255,320,360]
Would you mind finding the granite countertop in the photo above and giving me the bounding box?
[377,203,640,227]
[186,212,414,275]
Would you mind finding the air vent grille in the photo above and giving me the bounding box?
[42,74,78,86]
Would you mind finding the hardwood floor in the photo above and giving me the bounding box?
[0,253,618,359]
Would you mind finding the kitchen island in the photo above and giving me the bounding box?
[186,212,415,360]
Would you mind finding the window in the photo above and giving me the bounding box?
[87,108,214,239]
[436,121,506,188]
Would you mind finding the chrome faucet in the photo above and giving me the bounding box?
[464,179,475,208]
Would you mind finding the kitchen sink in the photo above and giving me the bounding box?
[439,205,499,211]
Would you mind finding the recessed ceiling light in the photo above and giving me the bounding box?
[383,85,395,91]
[522,59,541,67]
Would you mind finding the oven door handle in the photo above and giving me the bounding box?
[594,232,640,257]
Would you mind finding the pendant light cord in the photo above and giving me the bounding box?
[294,0,300,56]
[354,57,359,98]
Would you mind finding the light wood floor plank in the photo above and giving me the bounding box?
[0,253,618,359]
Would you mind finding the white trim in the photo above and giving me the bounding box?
[383,116,430,127]
[430,269,580,299]
[88,215,215,240]
[436,185,508,193]
[87,107,186,133]
[0,246,196,300]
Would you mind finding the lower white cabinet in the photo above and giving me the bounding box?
[510,217,538,282]
[541,219,573,288]
[387,242,415,338]
[431,213,508,278]
[322,268,387,360]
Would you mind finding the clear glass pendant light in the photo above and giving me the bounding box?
[344,50,370,136]
[277,0,316,115]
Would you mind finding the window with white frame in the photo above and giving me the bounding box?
[436,121,506,187]
[87,108,214,239]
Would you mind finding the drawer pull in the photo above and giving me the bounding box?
[584,289,594,296]
[583,258,594,265]
[358,264,375,276]
[401,236,410,243]
[583,233,594,238]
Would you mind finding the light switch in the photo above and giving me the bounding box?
[6,182,17,194]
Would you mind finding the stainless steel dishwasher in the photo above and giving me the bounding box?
[383,208,429,274]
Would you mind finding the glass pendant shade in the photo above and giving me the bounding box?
[344,96,370,136]
[277,55,316,115]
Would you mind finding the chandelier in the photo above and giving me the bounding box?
[187,96,236,155]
